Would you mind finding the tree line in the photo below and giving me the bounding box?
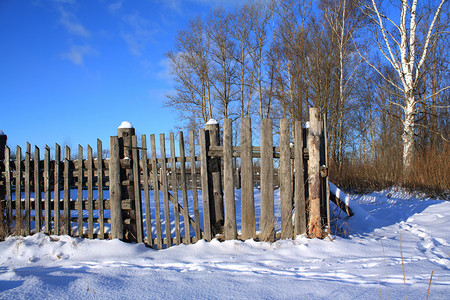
[164,0,449,193]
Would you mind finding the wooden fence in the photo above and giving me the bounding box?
[0,108,334,249]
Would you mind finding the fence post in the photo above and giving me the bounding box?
[109,136,123,240]
[204,119,224,235]
[117,121,137,242]
[0,130,6,161]
[307,108,323,238]
[0,131,5,238]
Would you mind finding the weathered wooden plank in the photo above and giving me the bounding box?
[24,143,31,236]
[97,139,104,239]
[170,133,181,245]
[294,121,306,235]
[199,128,211,241]
[260,119,274,242]
[178,131,190,244]
[63,146,71,236]
[132,135,144,243]
[87,145,94,239]
[44,146,51,235]
[205,121,223,234]
[160,134,172,248]
[323,115,331,232]
[189,130,201,242]
[54,144,61,235]
[307,108,323,238]
[150,134,163,249]
[240,118,255,240]
[5,146,12,235]
[141,135,152,247]
[15,146,22,235]
[223,119,237,240]
[280,119,293,239]
[77,145,83,237]
[109,136,123,240]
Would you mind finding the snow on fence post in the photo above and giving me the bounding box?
[307,108,323,238]
[204,119,224,235]
[109,136,123,240]
[117,121,137,242]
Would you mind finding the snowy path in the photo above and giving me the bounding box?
[0,189,449,299]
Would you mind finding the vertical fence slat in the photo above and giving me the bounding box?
[132,135,144,243]
[189,130,201,242]
[87,145,94,239]
[63,146,71,236]
[280,119,293,239]
[323,116,331,232]
[240,118,255,240]
[141,135,152,247]
[223,119,237,240]
[97,139,104,239]
[160,134,172,248]
[150,134,163,249]
[15,146,22,235]
[170,133,181,245]
[24,143,31,236]
[77,145,83,237]
[178,131,190,244]
[199,128,211,241]
[44,146,51,235]
[110,136,123,240]
[307,108,323,238]
[260,119,274,242]
[5,146,12,235]
[294,121,306,235]
[34,146,41,233]
[54,144,61,235]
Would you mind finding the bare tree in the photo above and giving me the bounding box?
[166,16,214,124]
[207,8,238,119]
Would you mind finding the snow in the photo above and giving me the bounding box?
[118,121,133,129]
[1,189,449,299]
[205,118,219,125]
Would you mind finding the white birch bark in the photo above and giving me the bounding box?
[365,0,447,177]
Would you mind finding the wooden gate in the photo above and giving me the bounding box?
[0,108,333,248]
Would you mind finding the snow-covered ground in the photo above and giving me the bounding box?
[0,188,449,299]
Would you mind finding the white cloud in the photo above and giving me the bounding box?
[120,13,158,56]
[61,45,95,65]
[53,0,90,37]
[108,1,123,14]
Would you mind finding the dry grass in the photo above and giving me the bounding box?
[329,144,450,198]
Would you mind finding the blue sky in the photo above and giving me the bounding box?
[0,0,238,151]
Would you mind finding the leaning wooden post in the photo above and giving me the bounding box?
[109,136,123,240]
[307,108,323,238]
[117,121,136,242]
[204,119,224,235]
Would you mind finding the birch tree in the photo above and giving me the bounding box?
[361,0,449,177]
